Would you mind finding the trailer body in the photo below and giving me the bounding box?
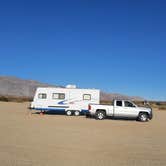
[30,86,100,115]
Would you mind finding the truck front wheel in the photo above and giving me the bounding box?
[138,113,148,122]
[95,111,106,120]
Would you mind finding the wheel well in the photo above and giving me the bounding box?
[66,110,73,112]
[96,109,106,114]
[66,110,80,112]
[74,110,81,112]
[139,112,149,117]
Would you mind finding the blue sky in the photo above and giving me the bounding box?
[0,0,166,100]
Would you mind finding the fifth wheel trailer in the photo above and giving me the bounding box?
[30,85,100,116]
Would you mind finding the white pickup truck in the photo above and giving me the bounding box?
[87,100,153,122]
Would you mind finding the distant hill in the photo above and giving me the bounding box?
[0,76,144,101]
[100,91,144,101]
[0,76,57,98]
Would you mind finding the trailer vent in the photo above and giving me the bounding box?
[66,85,77,89]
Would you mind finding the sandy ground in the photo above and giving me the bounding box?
[0,102,166,166]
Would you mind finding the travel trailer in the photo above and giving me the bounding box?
[30,85,100,116]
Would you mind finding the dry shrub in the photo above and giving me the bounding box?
[0,95,32,102]
[100,100,112,105]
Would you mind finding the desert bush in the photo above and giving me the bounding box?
[159,106,166,110]
[100,100,113,105]
[0,96,9,102]
[0,95,32,102]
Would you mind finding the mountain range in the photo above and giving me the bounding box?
[0,76,144,101]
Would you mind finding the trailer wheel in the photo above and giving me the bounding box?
[95,110,106,120]
[66,110,72,116]
[74,110,80,116]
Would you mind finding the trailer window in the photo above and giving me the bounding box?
[83,94,91,100]
[52,93,65,100]
[38,93,47,99]
[59,93,65,99]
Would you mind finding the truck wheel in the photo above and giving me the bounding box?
[74,110,80,116]
[138,113,148,122]
[95,111,105,120]
[66,110,72,116]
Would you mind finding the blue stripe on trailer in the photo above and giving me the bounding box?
[34,107,66,113]
[32,107,89,115]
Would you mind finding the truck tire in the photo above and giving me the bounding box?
[74,110,80,116]
[95,111,106,120]
[138,113,148,122]
[66,110,72,116]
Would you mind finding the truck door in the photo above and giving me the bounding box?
[123,101,138,118]
[114,100,138,118]
[114,100,124,117]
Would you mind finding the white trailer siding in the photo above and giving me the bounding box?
[31,87,100,114]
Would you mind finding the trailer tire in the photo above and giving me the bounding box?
[66,110,73,116]
[74,110,80,116]
[95,110,106,120]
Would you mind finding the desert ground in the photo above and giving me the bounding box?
[0,102,166,166]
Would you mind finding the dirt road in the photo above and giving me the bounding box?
[0,102,166,166]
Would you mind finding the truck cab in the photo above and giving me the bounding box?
[112,100,139,118]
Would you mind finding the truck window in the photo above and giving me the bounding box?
[52,93,65,100]
[38,93,47,99]
[83,94,91,100]
[116,101,122,106]
[125,101,135,107]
